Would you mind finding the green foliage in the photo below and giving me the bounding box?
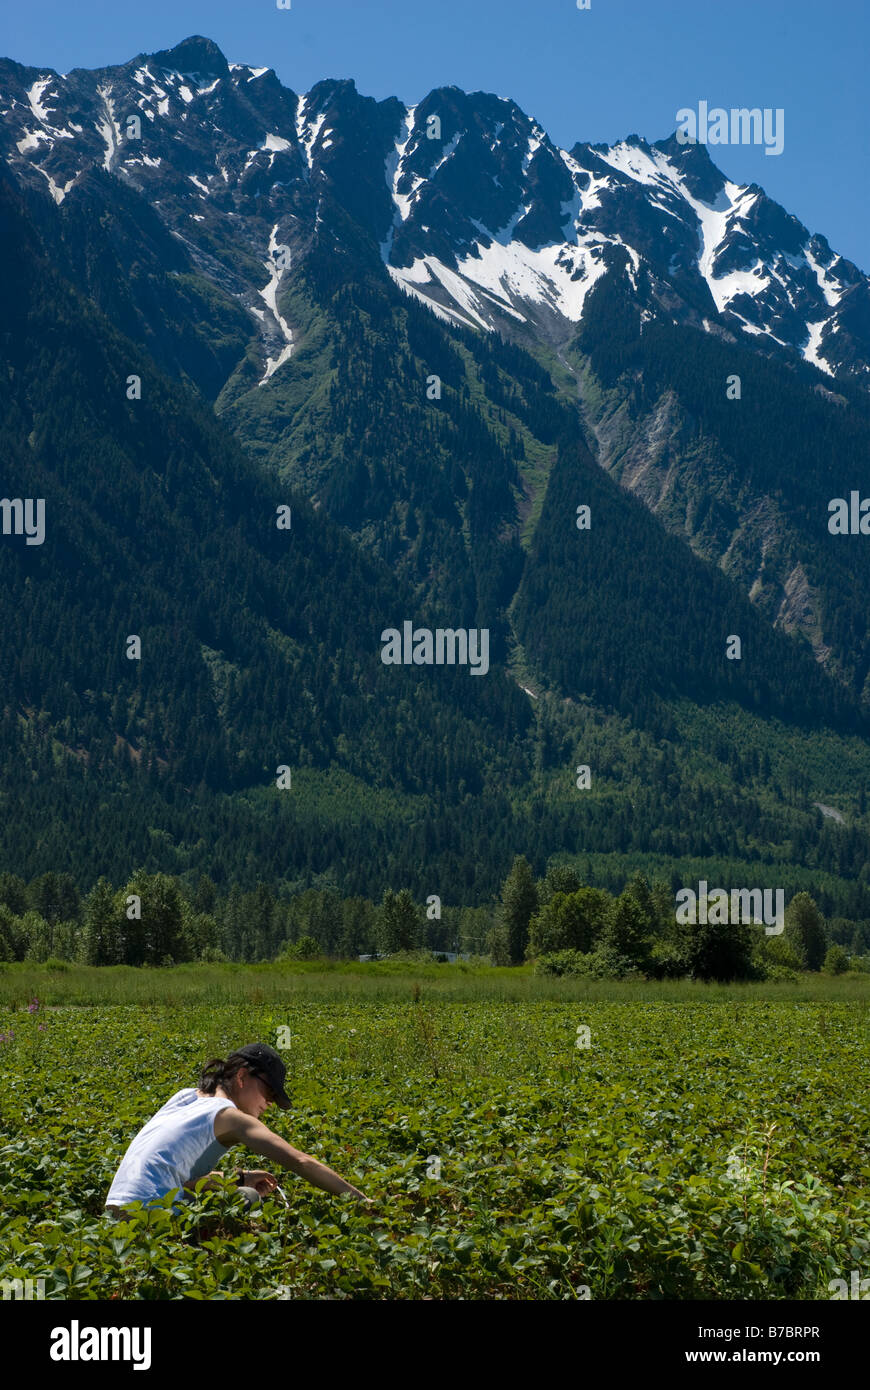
[279,936,321,962]
[785,893,829,972]
[499,856,538,965]
[686,913,756,983]
[586,941,643,981]
[538,863,582,905]
[527,888,611,957]
[648,939,690,980]
[20,911,52,964]
[486,922,512,967]
[113,871,185,967]
[515,418,859,736]
[823,945,849,976]
[601,891,653,974]
[0,860,849,994]
[533,949,593,977]
[0,874,28,917]
[198,947,230,964]
[80,879,121,967]
[458,906,496,957]
[377,890,422,955]
[0,908,17,964]
[753,934,803,983]
[1,994,866,1299]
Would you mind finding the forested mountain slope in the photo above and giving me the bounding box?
[2,38,870,918]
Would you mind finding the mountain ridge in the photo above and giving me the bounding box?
[1,34,867,386]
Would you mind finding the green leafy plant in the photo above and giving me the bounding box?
[0,992,866,1299]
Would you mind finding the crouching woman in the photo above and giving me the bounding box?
[105,1042,369,1218]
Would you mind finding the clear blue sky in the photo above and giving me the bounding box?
[5,0,868,270]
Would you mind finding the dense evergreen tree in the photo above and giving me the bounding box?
[0,873,28,917]
[377,888,422,953]
[80,878,121,966]
[685,912,755,982]
[601,891,653,974]
[499,856,539,965]
[784,892,828,971]
[20,910,52,963]
[114,870,185,966]
[0,906,17,962]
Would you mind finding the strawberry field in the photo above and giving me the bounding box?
[1,988,868,1300]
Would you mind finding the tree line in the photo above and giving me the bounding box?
[1,863,867,980]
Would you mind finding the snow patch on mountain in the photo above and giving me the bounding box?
[26,77,56,124]
[16,129,46,154]
[380,110,416,261]
[228,64,269,84]
[295,96,326,172]
[383,122,463,243]
[391,110,418,216]
[625,245,641,290]
[594,141,776,316]
[680,181,759,311]
[804,245,845,307]
[598,141,670,187]
[258,224,294,384]
[523,130,543,170]
[463,234,608,320]
[387,261,493,331]
[389,228,609,332]
[37,167,76,204]
[803,321,834,376]
[95,85,122,172]
[559,150,611,216]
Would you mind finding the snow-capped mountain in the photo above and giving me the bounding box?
[379,94,867,384]
[1,35,868,389]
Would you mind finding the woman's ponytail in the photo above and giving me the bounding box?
[198,1052,255,1095]
[198,1058,227,1094]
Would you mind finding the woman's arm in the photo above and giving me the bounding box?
[213,1107,369,1201]
[183,1168,273,1196]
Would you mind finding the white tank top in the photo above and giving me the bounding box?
[105,1088,237,1210]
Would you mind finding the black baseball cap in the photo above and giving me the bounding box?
[233,1043,291,1110]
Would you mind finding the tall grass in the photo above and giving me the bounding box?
[0,960,867,1007]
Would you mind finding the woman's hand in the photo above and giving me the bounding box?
[240,1170,279,1197]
